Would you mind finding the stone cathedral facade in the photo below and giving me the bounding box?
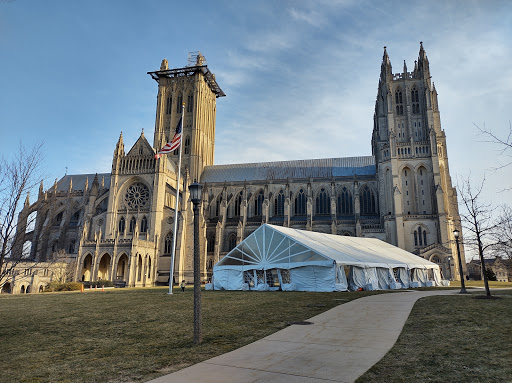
[14,45,465,291]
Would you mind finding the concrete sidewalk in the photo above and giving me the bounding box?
[148,290,457,383]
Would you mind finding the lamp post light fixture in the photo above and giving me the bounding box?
[189,181,203,344]
[452,229,468,294]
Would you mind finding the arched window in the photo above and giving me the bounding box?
[118,217,125,234]
[395,90,403,115]
[166,96,172,114]
[164,232,173,254]
[70,210,80,227]
[255,190,264,216]
[414,226,427,247]
[360,186,376,215]
[275,190,285,216]
[129,217,136,233]
[316,188,330,215]
[228,234,237,251]
[140,216,148,233]
[215,195,222,217]
[187,94,193,112]
[184,136,190,155]
[234,192,242,216]
[176,94,183,113]
[294,189,306,215]
[137,255,143,281]
[54,211,63,225]
[411,89,419,114]
[337,187,353,215]
[207,235,215,253]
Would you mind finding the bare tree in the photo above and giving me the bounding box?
[491,205,512,266]
[0,143,44,290]
[477,122,512,173]
[51,249,78,284]
[457,176,498,297]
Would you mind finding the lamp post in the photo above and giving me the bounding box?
[189,181,203,344]
[453,229,468,294]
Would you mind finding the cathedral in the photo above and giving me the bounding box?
[14,44,465,290]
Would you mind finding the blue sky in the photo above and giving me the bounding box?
[1,0,511,212]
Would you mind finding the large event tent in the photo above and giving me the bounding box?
[212,224,446,292]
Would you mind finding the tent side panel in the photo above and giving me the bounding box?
[289,266,336,292]
[213,269,245,290]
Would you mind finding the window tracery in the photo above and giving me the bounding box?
[125,183,150,209]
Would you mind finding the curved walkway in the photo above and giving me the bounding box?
[148,290,458,383]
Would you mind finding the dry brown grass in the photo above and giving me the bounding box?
[357,290,512,383]
[0,287,382,383]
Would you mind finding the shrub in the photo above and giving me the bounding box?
[44,282,83,292]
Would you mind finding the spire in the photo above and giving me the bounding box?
[68,177,73,194]
[24,193,30,208]
[141,128,145,139]
[39,180,44,199]
[91,174,99,196]
[403,60,407,74]
[53,178,58,194]
[115,131,124,156]
[383,46,390,65]
[101,176,105,189]
[84,177,89,192]
[380,46,392,81]
[417,41,430,79]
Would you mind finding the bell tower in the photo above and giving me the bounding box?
[148,52,225,183]
[372,43,465,278]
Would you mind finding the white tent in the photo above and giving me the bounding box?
[212,224,446,292]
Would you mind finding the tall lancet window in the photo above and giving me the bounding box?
[140,216,148,233]
[187,94,193,112]
[255,190,264,216]
[316,188,330,215]
[275,190,285,216]
[412,89,420,114]
[166,96,172,115]
[395,90,404,115]
[176,94,183,113]
[360,186,377,215]
[215,195,222,217]
[337,187,353,215]
[119,217,125,234]
[234,191,243,216]
[184,136,190,155]
[129,217,136,233]
[164,232,173,254]
[294,189,306,215]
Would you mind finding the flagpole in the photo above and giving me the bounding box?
[169,103,185,295]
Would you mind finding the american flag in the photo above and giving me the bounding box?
[155,117,182,159]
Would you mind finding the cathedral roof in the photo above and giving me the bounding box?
[201,156,375,183]
[55,173,111,192]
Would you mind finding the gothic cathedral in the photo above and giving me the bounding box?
[15,45,465,288]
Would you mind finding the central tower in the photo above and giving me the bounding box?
[148,52,225,183]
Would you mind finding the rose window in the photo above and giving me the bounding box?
[125,183,150,209]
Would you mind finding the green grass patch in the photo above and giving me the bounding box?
[0,287,383,383]
[357,290,512,383]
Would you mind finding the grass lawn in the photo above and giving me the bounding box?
[0,287,382,383]
[357,289,512,383]
[450,280,512,289]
